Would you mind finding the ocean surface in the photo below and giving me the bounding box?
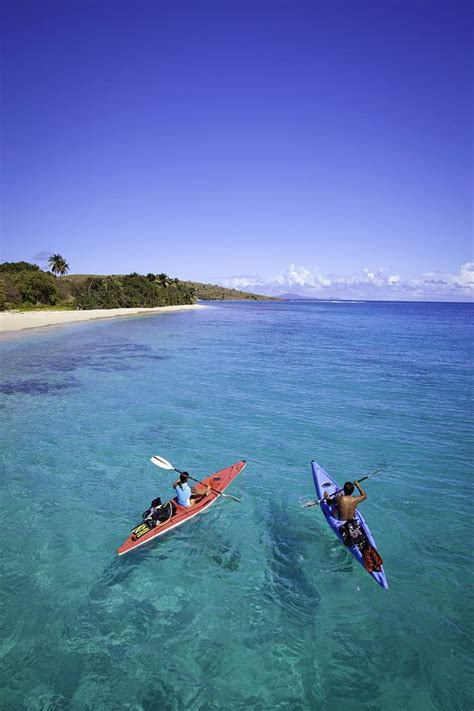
[1,300,472,711]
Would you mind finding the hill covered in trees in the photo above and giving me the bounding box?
[181,280,278,301]
[0,262,276,310]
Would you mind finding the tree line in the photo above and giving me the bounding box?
[74,273,196,309]
[0,258,196,310]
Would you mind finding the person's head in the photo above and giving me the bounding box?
[343,481,355,495]
[179,472,189,485]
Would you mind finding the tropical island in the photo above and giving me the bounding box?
[0,256,277,312]
[0,257,277,333]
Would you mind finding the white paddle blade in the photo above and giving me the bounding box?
[150,455,174,470]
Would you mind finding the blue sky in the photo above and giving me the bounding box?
[2,0,472,299]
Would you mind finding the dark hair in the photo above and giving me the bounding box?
[343,481,354,495]
[179,472,189,484]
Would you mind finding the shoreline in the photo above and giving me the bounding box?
[0,304,206,335]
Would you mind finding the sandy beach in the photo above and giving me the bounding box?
[0,304,206,334]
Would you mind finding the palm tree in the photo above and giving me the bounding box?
[48,254,69,277]
[157,273,170,288]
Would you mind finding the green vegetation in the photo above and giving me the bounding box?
[0,261,41,273]
[73,273,195,309]
[0,263,59,310]
[0,263,195,311]
[0,259,277,311]
[13,302,76,312]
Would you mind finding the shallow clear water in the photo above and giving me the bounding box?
[1,301,472,710]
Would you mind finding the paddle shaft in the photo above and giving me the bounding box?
[173,467,241,503]
[304,466,388,508]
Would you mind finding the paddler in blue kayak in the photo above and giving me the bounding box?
[173,472,211,507]
[324,480,367,521]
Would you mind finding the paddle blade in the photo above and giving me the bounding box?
[150,455,174,470]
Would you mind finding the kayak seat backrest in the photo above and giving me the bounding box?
[143,500,175,524]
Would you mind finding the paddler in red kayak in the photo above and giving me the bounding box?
[173,472,211,507]
[323,480,367,521]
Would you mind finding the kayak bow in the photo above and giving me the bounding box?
[117,460,246,556]
[311,460,388,589]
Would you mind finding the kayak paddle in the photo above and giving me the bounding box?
[303,465,389,508]
[150,454,242,503]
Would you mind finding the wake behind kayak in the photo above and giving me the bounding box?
[311,461,388,589]
[117,460,246,556]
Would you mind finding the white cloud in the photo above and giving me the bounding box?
[273,264,331,289]
[408,262,474,295]
[217,263,473,301]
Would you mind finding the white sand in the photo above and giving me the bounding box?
[0,304,206,335]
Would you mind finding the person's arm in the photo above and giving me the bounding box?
[353,480,367,503]
[172,479,179,490]
[192,483,211,496]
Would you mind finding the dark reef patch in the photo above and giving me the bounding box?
[206,540,241,571]
[0,378,79,395]
[1,339,170,384]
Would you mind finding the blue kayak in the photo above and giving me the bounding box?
[311,461,388,589]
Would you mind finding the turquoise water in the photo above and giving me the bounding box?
[1,301,472,710]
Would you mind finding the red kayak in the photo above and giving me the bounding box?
[117,460,246,556]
